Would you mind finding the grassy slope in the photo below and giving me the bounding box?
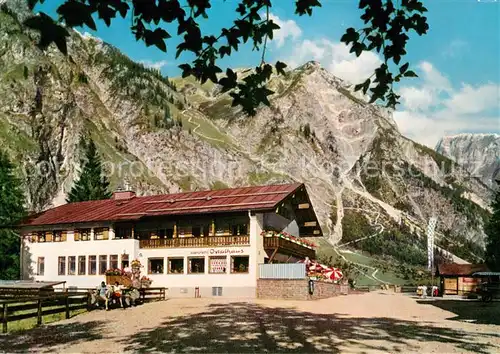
[310,237,424,286]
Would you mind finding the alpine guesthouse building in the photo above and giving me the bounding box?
[19,183,322,298]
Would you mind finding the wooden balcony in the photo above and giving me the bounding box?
[139,235,250,249]
[264,236,315,260]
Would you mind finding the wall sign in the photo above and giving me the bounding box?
[190,248,246,255]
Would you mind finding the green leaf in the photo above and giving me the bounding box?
[275,61,287,75]
[404,70,418,78]
[399,62,409,74]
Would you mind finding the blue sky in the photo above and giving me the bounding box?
[38,0,499,146]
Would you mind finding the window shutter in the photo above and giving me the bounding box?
[74,230,80,241]
[61,231,67,241]
[103,228,109,240]
[45,231,53,242]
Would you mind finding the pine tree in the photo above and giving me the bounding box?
[0,151,26,279]
[485,181,500,271]
[67,139,112,203]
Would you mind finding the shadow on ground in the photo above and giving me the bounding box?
[417,299,500,325]
[120,302,497,353]
[0,321,105,352]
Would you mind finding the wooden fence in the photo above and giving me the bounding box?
[0,287,167,333]
[0,292,89,333]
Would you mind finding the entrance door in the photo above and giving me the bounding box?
[444,277,458,295]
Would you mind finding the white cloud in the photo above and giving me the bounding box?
[268,13,302,48]
[395,62,500,147]
[442,39,468,58]
[419,61,451,93]
[399,86,434,111]
[394,110,499,148]
[139,60,170,70]
[288,38,382,84]
[445,83,500,115]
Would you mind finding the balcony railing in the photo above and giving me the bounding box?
[264,236,315,259]
[139,235,250,249]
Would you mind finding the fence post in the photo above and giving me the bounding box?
[65,294,70,319]
[37,298,42,326]
[2,303,7,333]
[86,292,92,311]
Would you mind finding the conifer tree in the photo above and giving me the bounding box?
[0,151,25,279]
[485,180,500,271]
[67,139,112,203]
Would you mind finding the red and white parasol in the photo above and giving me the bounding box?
[324,268,343,281]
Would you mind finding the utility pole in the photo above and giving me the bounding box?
[427,217,438,288]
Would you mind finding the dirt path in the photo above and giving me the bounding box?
[1,292,499,353]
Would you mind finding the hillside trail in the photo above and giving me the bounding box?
[179,108,472,274]
[181,109,337,213]
[332,204,388,285]
[181,109,226,144]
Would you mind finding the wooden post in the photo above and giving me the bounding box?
[173,223,177,238]
[86,292,91,310]
[65,294,70,319]
[37,298,42,326]
[2,304,7,333]
[211,219,215,237]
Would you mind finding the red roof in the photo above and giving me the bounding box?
[21,183,304,227]
[437,263,489,276]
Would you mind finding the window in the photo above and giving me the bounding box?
[78,256,86,275]
[231,256,249,273]
[168,258,184,274]
[192,226,201,237]
[75,229,91,241]
[68,256,76,275]
[58,256,66,275]
[110,255,119,269]
[232,223,248,236]
[94,228,109,240]
[209,256,227,274]
[89,256,97,275]
[99,255,107,275]
[212,287,223,296]
[35,231,48,242]
[121,254,129,268]
[115,227,133,239]
[188,257,205,274]
[148,258,164,274]
[37,257,45,276]
[54,231,66,242]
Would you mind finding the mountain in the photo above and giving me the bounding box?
[0,3,492,266]
[436,134,500,189]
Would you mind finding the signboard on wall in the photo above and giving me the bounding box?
[462,277,479,284]
[189,248,247,256]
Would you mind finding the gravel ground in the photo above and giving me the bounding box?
[1,291,499,353]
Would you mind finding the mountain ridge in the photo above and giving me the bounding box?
[436,133,499,188]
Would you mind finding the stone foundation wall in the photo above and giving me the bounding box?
[256,279,348,300]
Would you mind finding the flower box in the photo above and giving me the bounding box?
[106,275,132,287]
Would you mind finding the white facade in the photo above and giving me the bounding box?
[22,213,266,298]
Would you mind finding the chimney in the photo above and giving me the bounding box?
[113,186,136,200]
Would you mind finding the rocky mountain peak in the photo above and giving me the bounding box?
[436,133,500,188]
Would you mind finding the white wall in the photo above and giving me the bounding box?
[22,217,265,294]
[24,230,138,288]
[138,246,254,289]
